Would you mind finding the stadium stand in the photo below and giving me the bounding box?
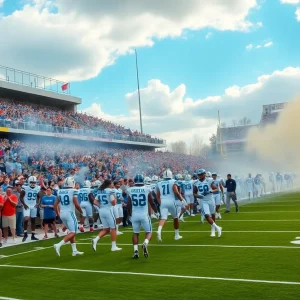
[0,138,212,182]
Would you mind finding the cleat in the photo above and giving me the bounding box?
[72,251,84,256]
[185,210,191,216]
[157,232,162,242]
[117,231,123,235]
[191,214,195,217]
[210,231,216,237]
[142,243,149,258]
[218,213,222,219]
[200,215,205,224]
[224,210,230,213]
[174,235,182,241]
[236,207,239,213]
[111,247,122,252]
[217,227,222,238]
[133,250,139,259]
[89,227,94,232]
[31,236,39,241]
[54,244,60,257]
[22,233,28,243]
[92,238,97,252]
[179,216,185,222]
[79,226,85,233]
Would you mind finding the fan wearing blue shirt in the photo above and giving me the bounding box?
[40,187,58,240]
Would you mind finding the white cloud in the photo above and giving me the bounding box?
[0,0,4,8]
[281,0,300,21]
[296,7,300,20]
[263,41,273,47]
[205,32,213,39]
[246,43,253,51]
[280,0,300,3]
[0,0,258,82]
[82,67,300,144]
[247,40,273,50]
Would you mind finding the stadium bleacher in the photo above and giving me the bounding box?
[0,98,164,145]
[0,138,212,183]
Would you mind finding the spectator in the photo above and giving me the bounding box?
[40,187,58,239]
[1,177,9,192]
[0,157,6,173]
[14,181,24,237]
[2,186,18,243]
[0,192,3,247]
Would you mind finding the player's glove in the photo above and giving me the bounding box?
[198,193,204,199]
[155,212,160,219]
[181,198,187,206]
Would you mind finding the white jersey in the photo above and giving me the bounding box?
[58,188,78,214]
[156,179,176,203]
[22,185,41,207]
[78,188,92,203]
[95,188,116,210]
[128,185,151,216]
[194,178,214,202]
[183,180,194,196]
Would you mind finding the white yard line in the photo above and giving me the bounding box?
[0,264,299,286]
[0,246,52,259]
[0,297,22,300]
[123,230,300,233]
[76,242,300,249]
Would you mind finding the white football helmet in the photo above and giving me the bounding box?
[28,176,37,188]
[84,180,91,188]
[206,171,212,178]
[151,175,159,183]
[176,174,183,180]
[92,180,101,188]
[64,177,75,188]
[163,169,173,179]
[185,174,192,181]
[144,177,152,185]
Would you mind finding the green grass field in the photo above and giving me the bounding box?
[1,193,300,300]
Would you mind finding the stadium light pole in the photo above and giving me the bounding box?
[135,49,143,134]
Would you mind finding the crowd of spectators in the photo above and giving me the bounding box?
[0,98,163,144]
[0,139,212,185]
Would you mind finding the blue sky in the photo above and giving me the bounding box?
[1,0,300,142]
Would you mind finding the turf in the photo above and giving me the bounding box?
[1,192,300,300]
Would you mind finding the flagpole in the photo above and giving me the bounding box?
[135,49,143,134]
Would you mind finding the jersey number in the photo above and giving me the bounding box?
[27,192,37,201]
[198,185,209,193]
[79,193,88,202]
[131,194,146,206]
[59,195,70,206]
[162,184,170,195]
[97,195,108,205]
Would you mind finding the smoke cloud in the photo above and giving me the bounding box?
[246,99,300,172]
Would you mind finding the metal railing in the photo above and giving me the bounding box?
[0,65,70,95]
[0,119,166,145]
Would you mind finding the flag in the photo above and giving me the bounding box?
[61,83,69,91]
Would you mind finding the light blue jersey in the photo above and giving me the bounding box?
[156,179,176,203]
[183,180,194,196]
[194,178,213,202]
[128,185,151,216]
[58,188,78,213]
[95,188,116,209]
[212,179,221,194]
[78,188,92,203]
[114,188,123,205]
[22,185,41,208]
